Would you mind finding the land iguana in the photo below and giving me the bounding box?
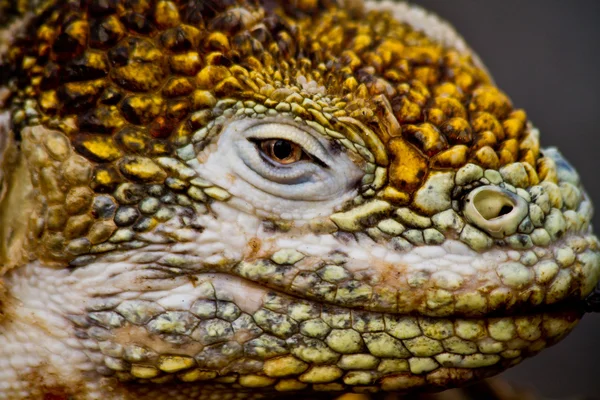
[0,0,599,399]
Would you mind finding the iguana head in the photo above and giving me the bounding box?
[0,0,599,398]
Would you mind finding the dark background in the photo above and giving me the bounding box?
[411,1,600,398]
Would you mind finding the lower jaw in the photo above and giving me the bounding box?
[70,273,583,398]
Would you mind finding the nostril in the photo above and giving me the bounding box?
[498,205,513,217]
[464,186,528,238]
[470,187,517,221]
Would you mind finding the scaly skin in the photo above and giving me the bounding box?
[0,1,599,399]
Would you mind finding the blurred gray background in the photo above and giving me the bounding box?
[411,0,600,398]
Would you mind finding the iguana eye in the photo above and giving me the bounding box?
[237,123,331,187]
[258,139,306,165]
[244,122,328,170]
[193,118,363,215]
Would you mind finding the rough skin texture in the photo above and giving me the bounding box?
[0,1,599,399]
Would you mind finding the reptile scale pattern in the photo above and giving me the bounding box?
[0,1,598,399]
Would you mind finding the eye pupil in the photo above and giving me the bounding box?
[258,138,304,165]
[273,140,293,160]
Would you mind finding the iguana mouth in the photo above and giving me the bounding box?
[2,241,589,398]
[63,269,580,395]
[53,215,599,395]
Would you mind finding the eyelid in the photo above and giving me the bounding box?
[198,117,364,209]
[243,123,332,167]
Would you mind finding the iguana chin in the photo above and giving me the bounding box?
[0,1,598,399]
